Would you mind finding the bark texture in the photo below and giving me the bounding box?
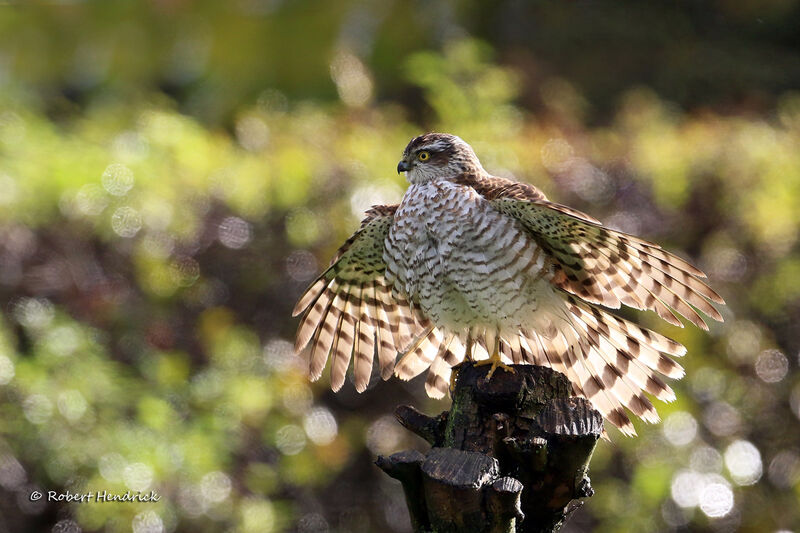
[376,362,602,533]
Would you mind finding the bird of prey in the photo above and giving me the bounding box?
[293,133,724,435]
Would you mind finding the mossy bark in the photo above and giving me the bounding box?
[376,362,602,533]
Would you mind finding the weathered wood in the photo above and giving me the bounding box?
[421,448,499,533]
[395,405,448,447]
[376,362,602,533]
[486,477,524,533]
[376,450,428,531]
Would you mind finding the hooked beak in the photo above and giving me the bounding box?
[397,160,411,174]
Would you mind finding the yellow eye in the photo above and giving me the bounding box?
[418,151,430,161]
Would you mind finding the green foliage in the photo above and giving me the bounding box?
[406,40,521,131]
[1,4,799,532]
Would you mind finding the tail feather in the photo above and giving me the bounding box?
[564,296,684,379]
[503,334,523,364]
[554,313,638,436]
[425,346,453,399]
[517,297,684,434]
[565,297,678,401]
[394,326,441,380]
[414,294,686,435]
[306,277,691,436]
[566,324,659,424]
[579,333,661,424]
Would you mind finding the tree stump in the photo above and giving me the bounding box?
[376,362,602,533]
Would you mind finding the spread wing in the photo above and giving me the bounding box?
[456,173,725,329]
[453,173,725,435]
[293,205,430,392]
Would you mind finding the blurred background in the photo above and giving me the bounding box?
[1,1,799,532]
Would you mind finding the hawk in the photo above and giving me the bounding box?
[293,133,724,435]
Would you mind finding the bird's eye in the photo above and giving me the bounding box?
[418,151,430,161]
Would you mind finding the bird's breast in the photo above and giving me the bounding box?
[384,181,550,330]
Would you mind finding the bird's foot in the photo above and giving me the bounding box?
[474,352,515,379]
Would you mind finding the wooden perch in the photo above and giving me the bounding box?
[376,362,602,533]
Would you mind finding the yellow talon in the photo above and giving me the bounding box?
[474,350,515,379]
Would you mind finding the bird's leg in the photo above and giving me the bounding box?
[464,327,475,362]
[474,328,515,379]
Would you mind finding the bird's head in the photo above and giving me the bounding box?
[397,133,484,184]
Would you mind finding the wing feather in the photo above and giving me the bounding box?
[293,205,430,391]
[424,335,456,398]
[450,172,724,434]
[394,326,440,380]
[295,170,726,437]
[330,291,355,392]
[459,173,724,328]
[370,282,397,380]
[353,286,377,392]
